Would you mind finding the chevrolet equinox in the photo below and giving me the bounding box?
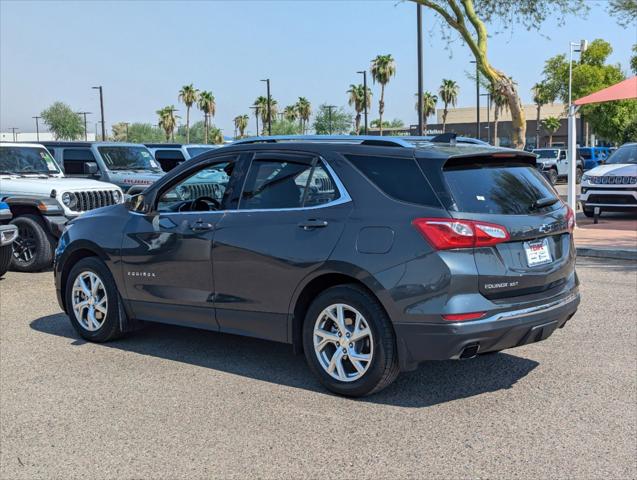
[54,136,580,397]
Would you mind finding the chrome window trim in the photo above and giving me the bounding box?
[142,156,352,217]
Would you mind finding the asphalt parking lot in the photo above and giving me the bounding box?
[1,258,636,479]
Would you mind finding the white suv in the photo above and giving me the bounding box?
[579,143,637,217]
[0,143,123,271]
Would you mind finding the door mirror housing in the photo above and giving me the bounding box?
[83,162,99,175]
[125,194,153,214]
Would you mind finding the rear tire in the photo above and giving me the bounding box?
[65,257,124,342]
[9,215,54,272]
[302,284,399,397]
[0,245,12,277]
[576,167,583,184]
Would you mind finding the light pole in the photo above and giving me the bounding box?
[567,39,588,218]
[325,105,337,135]
[250,106,260,136]
[76,112,91,141]
[10,127,18,142]
[357,71,369,135]
[480,93,491,144]
[260,79,271,136]
[92,86,106,140]
[416,2,424,136]
[470,60,480,139]
[32,116,41,141]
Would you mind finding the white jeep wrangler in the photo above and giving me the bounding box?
[0,143,124,272]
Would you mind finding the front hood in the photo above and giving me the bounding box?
[0,175,120,195]
[585,164,637,177]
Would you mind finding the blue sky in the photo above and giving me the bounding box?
[1,0,634,137]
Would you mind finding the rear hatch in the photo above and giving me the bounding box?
[420,150,575,301]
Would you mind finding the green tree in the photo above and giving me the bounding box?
[347,83,372,135]
[295,97,312,134]
[270,119,302,135]
[254,95,278,131]
[415,91,438,133]
[411,0,588,148]
[209,126,224,144]
[233,115,249,138]
[197,91,216,143]
[438,79,459,132]
[532,82,556,147]
[370,54,396,136]
[156,106,178,141]
[370,118,405,130]
[313,104,352,135]
[40,102,84,140]
[490,89,509,146]
[111,122,129,142]
[283,105,298,123]
[607,0,637,27]
[542,38,634,143]
[631,44,637,75]
[541,116,562,146]
[178,84,199,143]
[124,123,164,143]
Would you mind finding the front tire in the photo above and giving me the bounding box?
[547,168,558,185]
[582,206,597,218]
[302,284,399,397]
[65,257,124,342]
[10,215,55,272]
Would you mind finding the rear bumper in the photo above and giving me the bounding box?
[394,290,580,371]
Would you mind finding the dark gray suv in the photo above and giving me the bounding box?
[54,136,580,397]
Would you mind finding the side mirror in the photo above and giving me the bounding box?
[84,162,99,175]
[125,194,152,214]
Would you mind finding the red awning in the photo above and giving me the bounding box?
[574,76,637,106]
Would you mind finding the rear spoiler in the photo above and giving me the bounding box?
[444,150,537,169]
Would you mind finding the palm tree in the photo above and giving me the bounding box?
[347,84,372,135]
[295,97,311,134]
[233,114,249,138]
[541,116,562,147]
[415,92,437,133]
[156,106,178,141]
[370,54,396,136]
[254,96,278,130]
[532,82,555,148]
[197,91,216,144]
[209,126,224,145]
[438,79,459,133]
[178,84,199,143]
[283,105,298,123]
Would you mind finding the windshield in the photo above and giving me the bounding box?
[98,146,161,171]
[534,149,558,159]
[606,144,637,165]
[0,147,61,174]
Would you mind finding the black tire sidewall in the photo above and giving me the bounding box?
[0,245,12,277]
[9,215,54,272]
[548,169,558,185]
[65,257,122,342]
[302,285,395,397]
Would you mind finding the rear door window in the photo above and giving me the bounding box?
[63,148,96,175]
[345,154,439,206]
[444,164,558,214]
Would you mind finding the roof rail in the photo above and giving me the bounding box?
[232,135,413,148]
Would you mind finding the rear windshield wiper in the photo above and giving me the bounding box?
[531,197,559,210]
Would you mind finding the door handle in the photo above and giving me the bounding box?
[190,220,214,232]
[298,219,328,230]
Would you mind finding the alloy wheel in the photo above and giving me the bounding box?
[71,271,108,331]
[12,225,36,264]
[313,303,374,382]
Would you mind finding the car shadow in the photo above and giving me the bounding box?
[31,313,539,408]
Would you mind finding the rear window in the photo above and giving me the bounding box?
[345,154,439,206]
[444,164,558,214]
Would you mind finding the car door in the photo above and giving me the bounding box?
[557,150,568,176]
[212,151,353,342]
[120,155,240,330]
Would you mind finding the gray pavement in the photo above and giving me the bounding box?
[1,258,636,479]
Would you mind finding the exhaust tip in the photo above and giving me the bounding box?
[459,343,480,359]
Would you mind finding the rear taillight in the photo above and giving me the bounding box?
[565,205,575,232]
[412,218,510,250]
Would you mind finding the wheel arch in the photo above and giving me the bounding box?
[58,242,109,313]
[288,265,393,355]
